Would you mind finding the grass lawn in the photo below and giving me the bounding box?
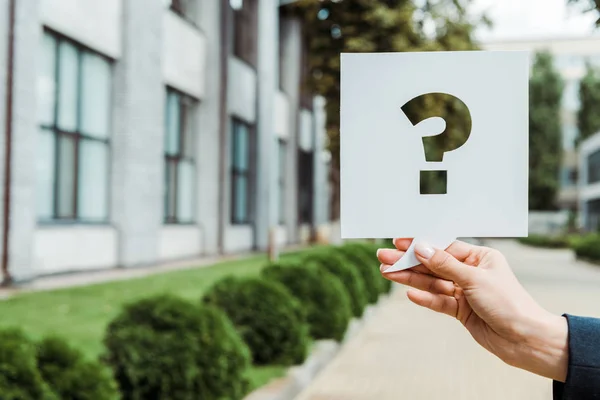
[0,250,310,390]
[247,365,288,391]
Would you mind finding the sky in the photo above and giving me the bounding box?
[472,0,599,41]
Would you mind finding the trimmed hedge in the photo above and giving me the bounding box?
[518,235,571,249]
[571,234,600,261]
[37,336,119,400]
[382,238,395,249]
[263,261,352,341]
[104,294,251,400]
[352,241,393,293]
[335,244,382,302]
[303,250,368,317]
[0,329,56,400]
[203,277,309,366]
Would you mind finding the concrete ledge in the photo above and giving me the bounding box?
[243,293,391,400]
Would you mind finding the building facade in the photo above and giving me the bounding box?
[0,0,330,282]
[482,36,600,212]
[578,131,600,231]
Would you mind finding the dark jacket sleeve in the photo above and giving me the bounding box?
[554,314,600,399]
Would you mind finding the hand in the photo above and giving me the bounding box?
[377,238,568,382]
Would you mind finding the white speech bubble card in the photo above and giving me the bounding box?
[340,51,528,270]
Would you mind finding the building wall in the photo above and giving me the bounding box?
[578,131,600,230]
[313,95,329,227]
[279,16,302,244]
[274,91,290,140]
[0,0,8,280]
[0,0,331,281]
[10,0,41,280]
[159,225,202,261]
[274,90,290,245]
[298,108,313,152]
[482,37,600,57]
[162,12,207,98]
[228,58,257,123]
[196,0,222,256]
[110,0,164,268]
[482,37,600,210]
[255,0,279,251]
[40,0,122,58]
[33,226,118,274]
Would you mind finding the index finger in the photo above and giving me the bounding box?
[393,238,414,251]
[446,240,484,264]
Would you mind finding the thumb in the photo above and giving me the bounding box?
[414,241,475,286]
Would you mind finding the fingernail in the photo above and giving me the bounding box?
[376,249,381,257]
[414,242,435,259]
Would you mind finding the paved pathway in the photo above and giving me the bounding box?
[296,239,600,400]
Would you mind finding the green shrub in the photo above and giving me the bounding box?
[263,261,352,341]
[303,249,368,317]
[382,238,395,248]
[37,336,119,400]
[571,234,600,261]
[334,244,382,302]
[518,234,571,249]
[0,328,56,400]
[104,294,251,400]
[202,277,309,366]
[351,241,393,293]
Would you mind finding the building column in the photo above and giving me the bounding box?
[111,0,164,267]
[196,0,222,255]
[3,0,41,281]
[313,95,329,228]
[579,144,589,231]
[255,0,279,250]
[0,0,7,281]
[280,16,302,244]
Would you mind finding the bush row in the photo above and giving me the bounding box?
[518,233,600,263]
[0,242,389,400]
[517,234,572,249]
[0,329,118,400]
[571,234,600,261]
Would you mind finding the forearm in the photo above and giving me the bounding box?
[520,313,569,382]
[503,312,569,382]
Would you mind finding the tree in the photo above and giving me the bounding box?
[578,61,600,142]
[288,0,487,218]
[529,51,564,210]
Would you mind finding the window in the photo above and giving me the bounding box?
[278,139,287,224]
[587,198,600,231]
[36,31,111,222]
[298,150,313,224]
[588,149,600,184]
[231,120,253,224]
[561,167,578,188]
[232,0,257,66]
[164,89,197,224]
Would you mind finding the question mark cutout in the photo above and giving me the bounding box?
[401,93,472,195]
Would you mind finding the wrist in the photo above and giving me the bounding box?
[519,312,569,382]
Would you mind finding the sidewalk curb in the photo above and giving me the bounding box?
[243,294,390,400]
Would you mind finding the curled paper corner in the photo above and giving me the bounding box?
[383,236,457,273]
